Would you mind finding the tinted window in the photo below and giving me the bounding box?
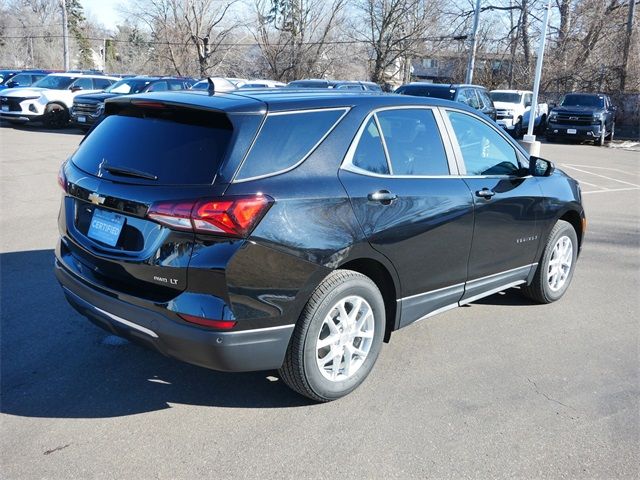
[236,109,345,180]
[478,90,494,110]
[7,73,27,85]
[351,118,389,174]
[560,94,604,108]
[33,75,76,89]
[93,78,113,90]
[458,89,480,109]
[72,78,93,90]
[71,110,232,185]
[168,80,185,91]
[447,111,520,176]
[287,81,328,88]
[490,92,522,103]
[377,109,449,176]
[396,85,455,100]
[147,81,168,92]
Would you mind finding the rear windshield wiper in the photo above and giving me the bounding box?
[103,164,158,181]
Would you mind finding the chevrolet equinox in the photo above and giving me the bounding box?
[55,89,585,401]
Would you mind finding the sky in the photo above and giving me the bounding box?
[80,0,127,31]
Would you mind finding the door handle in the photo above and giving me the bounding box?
[475,188,495,199]
[368,190,397,204]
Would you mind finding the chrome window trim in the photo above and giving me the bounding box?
[340,105,460,179]
[232,107,350,183]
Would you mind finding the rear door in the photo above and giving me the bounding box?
[442,108,544,302]
[339,107,475,327]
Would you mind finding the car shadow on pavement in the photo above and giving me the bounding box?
[470,288,538,307]
[0,249,313,419]
[0,120,85,136]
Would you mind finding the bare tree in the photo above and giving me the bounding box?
[250,0,346,82]
[122,0,240,77]
[352,0,442,84]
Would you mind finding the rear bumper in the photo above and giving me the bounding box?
[55,259,294,372]
[546,123,601,140]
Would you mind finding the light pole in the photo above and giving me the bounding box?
[61,0,69,70]
[465,0,482,84]
[522,0,552,154]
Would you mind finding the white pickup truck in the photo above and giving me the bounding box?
[0,72,117,128]
[490,90,548,138]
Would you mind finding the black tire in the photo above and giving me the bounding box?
[606,122,615,141]
[279,269,385,402]
[596,123,606,146]
[521,220,578,304]
[513,118,523,138]
[42,103,70,129]
[536,115,547,135]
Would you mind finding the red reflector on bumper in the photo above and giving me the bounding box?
[178,314,237,330]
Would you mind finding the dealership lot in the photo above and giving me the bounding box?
[1,124,638,479]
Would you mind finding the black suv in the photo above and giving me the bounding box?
[546,93,616,146]
[395,83,497,121]
[56,90,585,401]
[70,76,196,130]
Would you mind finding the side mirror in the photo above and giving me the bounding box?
[529,156,555,177]
[524,101,532,107]
[70,85,83,92]
[549,102,557,109]
[6,80,17,88]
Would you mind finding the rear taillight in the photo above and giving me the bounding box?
[178,313,237,330]
[147,195,272,237]
[57,163,67,192]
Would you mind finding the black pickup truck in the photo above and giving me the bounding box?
[545,93,616,146]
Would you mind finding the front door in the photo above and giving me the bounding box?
[443,109,545,302]
[339,107,475,327]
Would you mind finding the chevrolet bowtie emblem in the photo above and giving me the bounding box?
[88,192,106,205]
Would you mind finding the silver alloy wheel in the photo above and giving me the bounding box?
[547,235,573,292]
[315,295,375,382]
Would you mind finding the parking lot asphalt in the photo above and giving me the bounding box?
[1,124,638,479]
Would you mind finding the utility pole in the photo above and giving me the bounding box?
[465,0,482,84]
[620,0,636,91]
[522,0,552,154]
[61,0,70,70]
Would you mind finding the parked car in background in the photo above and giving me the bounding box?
[395,83,497,120]
[0,72,117,128]
[546,93,616,146]
[490,90,548,137]
[70,76,197,130]
[55,89,584,402]
[0,70,54,91]
[190,77,237,92]
[0,69,22,85]
[287,79,382,91]
[240,79,286,88]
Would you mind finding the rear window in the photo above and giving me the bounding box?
[71,109,232,185]
[396,85,455,100]
[234,108,347,181]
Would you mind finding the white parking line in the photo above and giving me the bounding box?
[582,187,640,195]
[561,163,639,176]
[559,165,640,187]
[575,179,604,189]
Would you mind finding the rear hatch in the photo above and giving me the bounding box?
[58,94,265,301]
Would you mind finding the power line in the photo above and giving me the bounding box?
[0,34,462,47]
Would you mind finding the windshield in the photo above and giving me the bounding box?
[32,75,76,90]
[106,78,153,94]
[395,85,455,100]
[490,92,522,104]
[561,94,604,108]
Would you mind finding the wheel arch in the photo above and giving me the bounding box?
[559,208,584,254]
[338,256,400,342]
